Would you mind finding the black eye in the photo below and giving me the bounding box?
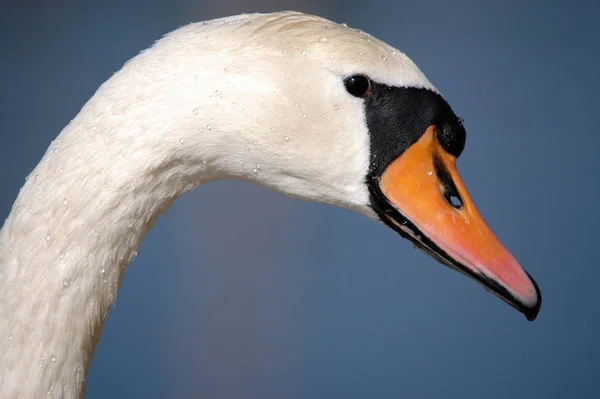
[344,75,372,97]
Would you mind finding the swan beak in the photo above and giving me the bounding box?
[377,126,541,320]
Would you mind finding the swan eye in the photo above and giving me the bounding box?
[344,75,372,98]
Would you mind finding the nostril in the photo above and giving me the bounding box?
[445,192,463,209]
[433,155,464,210]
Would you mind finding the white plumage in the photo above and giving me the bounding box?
[0,12,436,398]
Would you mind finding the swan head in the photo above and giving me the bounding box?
[123,12,540,320]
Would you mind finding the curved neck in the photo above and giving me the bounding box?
[0,29,319,399]
[0,99,212,398]
[0,31,246,394]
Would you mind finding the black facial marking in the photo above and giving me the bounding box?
[437,118,466,159]
[357,80,540,320]
[363,82,466,182]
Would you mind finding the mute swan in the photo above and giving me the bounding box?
[0,11,541,398]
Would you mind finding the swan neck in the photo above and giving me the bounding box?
[0,91,208,399]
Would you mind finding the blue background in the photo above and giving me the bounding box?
[1,1,599,397]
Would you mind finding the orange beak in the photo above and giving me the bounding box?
[375,126,541,320]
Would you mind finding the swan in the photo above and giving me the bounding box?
[0,11,541,398]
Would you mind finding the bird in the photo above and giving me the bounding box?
[0,11,541,398]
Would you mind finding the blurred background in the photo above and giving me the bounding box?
[1,1,599,398]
